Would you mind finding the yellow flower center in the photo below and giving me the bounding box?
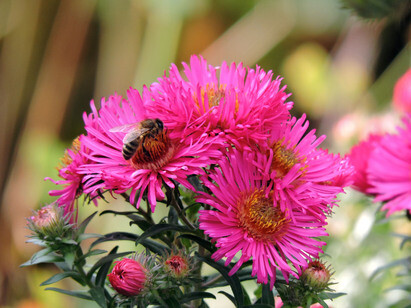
[58,137,81,171]
[194,84,240,115]
[237,190,289,242]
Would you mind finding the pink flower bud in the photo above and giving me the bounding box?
[29,204,59,229]
[393,69,411,113]
[108,258,147,297]
[301,260,332,291]
[164,254,189,279]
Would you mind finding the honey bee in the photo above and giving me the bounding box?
[110,119,164,160]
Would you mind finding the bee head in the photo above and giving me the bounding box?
[155,119,164,130]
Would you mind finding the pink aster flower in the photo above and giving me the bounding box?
[368,114,411,216]
[198,150,328,288]
[393,69,411,113]
[145,55,293,149]
[80,88,221,212]
[347,134,383,194]
[255,115,349,220]
[108,258,147,297]
[46,136,97,219]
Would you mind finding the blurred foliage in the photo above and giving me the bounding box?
[0,0,409,307]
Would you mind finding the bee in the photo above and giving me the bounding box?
[110,119,164,161]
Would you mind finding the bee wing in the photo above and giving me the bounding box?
[122,128,150,144]
[109,123,138,133]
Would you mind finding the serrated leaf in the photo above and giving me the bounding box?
[45,287,92,300]
[40,271,84,286]
[90,286,107,308]
[136,223,196,245]
[76,211,98,236]
[87,249,132,279]
[180,291,216,303]
[197,254,244,307]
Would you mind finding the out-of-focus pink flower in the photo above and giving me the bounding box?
[46,136,98,219]
[347,134,383,194]
[393,69,411,113]
[198,149,328,288]
[368,114,411,216]
[80,89,222,212]
[108,258,147,297]
[146,55,293,150]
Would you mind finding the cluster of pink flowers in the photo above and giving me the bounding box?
[48,55,352,287]
[347,113,411,216]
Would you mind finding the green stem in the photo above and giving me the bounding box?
[166,185,195,230]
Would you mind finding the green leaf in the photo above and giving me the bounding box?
[136,223,196,245]
[139,238,170,256]
[45,287,92,300]
[90,232,139,249]
[168,205,179,225]
[178,234,216,253]
[78,249,107,262]
[244,305,274,308]
[164,297,181,308]
[316,296,329,308]
[180,292,216,303]
[95,246,118,287]
[21,253,64,267]
[99,210,139,217]
[196,254,244,307]
[128,215,153,231]
[90,286,107,308]
[219,291,237,306]
[319,292,347,300]
[261,283,274,305]
[40,271,84,286]
[76,211,98,236]
[87,249,132,279]
[370,257,411,280]
[77,233,103,242]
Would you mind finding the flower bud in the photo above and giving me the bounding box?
[108,258,147,297]
[27,203,70,240]
[29,204,59,229]
[164,254,190,279]
[301,260,332,291]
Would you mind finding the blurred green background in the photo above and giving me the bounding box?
[0,0,410,307]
